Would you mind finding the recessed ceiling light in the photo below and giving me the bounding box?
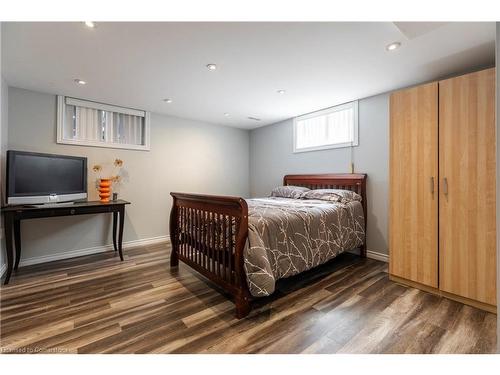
[277,90,286,94]
[74,79,86,85]
[163,98,173,103]
[224,113,230,117]
[84,21,95,28]
[206,64,217,71]
[386,42,401,51]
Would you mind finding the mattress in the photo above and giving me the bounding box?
[244,197,365,297]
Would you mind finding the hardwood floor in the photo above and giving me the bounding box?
[0,243,496,354]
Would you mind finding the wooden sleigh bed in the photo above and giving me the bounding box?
[169,173,367,318]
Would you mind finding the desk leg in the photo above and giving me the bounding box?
[112,211,118,252]
[14,220,21,270]
[3,214,14,285]
[118,207,124,261]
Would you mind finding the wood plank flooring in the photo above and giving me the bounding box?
[0,243,496,354]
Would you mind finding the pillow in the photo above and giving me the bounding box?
[270,185,310,199]
[301,189,362,203]
[330,189,362,203]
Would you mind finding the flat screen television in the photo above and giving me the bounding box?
[6,150,87,205]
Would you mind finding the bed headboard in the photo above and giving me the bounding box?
[283,173,368,235]
[284,173,366,197]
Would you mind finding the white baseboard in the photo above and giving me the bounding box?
[348,248,389,263]
[14,235,170,268]
[347,247,389,263]
[0,238,387,278]
[366,250,389,263]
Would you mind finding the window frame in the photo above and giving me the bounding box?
[57,96,151,151]
[292,100,359,153]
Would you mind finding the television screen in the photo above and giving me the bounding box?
[7,151,87,204]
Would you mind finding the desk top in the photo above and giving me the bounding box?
[2,200,130,212]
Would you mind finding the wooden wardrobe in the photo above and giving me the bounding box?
[389,68,496,312]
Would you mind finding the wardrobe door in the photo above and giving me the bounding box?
[439,68,496,306]
[389,82,438,287]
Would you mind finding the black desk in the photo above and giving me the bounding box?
[1,200,130,285]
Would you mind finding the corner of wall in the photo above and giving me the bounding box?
[0,21,7,276]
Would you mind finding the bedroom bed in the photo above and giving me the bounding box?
[169,173,367,318]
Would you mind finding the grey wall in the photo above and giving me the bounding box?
[0,23,8,272]
[3,85,389,270]
[0,77,6,273]
[7,87,250,263]
[250,93,389,255]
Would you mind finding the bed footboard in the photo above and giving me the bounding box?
[169,192,251,318]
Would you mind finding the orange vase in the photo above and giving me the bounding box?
[98,178,112,202]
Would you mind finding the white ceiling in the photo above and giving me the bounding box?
[1,22,496,129]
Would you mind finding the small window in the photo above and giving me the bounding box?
[57,96,150,151]
[293,101,358,153]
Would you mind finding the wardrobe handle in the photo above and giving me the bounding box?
[443,177,448,195]
[430,177,434,194]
